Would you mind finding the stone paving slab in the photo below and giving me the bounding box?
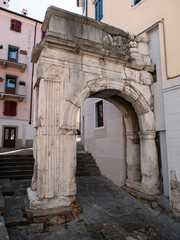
[3,176,180,240]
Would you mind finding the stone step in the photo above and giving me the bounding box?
[76,170,101,176]
[0,161,34,165]
[0,155,34,160]
[77,156,94,161]
[0,166,34,170]
[0,174,33,180]
[76,150,100,176]
[77,158,96,165]
[0,170,33,175]
[77,166,99,171]
[77,162,97,168]
[0,159,34,163]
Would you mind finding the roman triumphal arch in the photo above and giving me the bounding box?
[28,6,161,210]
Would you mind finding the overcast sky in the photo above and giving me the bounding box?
[9,0,82,21]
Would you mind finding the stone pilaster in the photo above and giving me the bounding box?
[139,131,160,193]
[126,133,140,182]
[27,78,77,210]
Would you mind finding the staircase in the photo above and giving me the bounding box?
[76,151,101,176]
[76,139,101,176]
[0,141,100,179]
[0,155,34,179]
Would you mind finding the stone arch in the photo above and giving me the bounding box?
[64,77,159,193]
[28,6,161,211]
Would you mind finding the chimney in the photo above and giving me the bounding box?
[21,9,28,16]
[0,0,10,9]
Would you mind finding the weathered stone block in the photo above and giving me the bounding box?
[129,47,138,53]
[135,35,150,44]
[129,41,138,48]
[138,42,149,55]
[140,70,154,85]
[125,68,140,83]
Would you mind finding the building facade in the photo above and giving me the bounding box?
[78,0,180,210]
[0,1,42,151]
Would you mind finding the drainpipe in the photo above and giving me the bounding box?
[29,22,37,124]
[138,19,180,80]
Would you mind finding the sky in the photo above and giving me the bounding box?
[9,0,82,21]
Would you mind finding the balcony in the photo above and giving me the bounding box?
[0,78,25,102]
[0,92,25,102]
[0,59,27,73]
[0,47,27,73]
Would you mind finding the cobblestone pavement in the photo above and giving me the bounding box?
[4,176,180,240]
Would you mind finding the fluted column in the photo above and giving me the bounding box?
[139,131,159,188]
[126,133,141,183]
[27,78,77,209]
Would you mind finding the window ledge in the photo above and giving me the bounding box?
[0,92,25,102]
[0,59,27,73]
[94,126,105,131]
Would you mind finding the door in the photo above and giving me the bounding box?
[3,127,16,148]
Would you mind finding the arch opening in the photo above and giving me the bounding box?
[80,92,141,188]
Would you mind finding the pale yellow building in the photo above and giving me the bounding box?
[78,0,180,209]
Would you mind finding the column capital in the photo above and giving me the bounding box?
[138,130,156,140]
[126,132,139,140]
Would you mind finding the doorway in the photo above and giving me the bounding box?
[3,127,16,148]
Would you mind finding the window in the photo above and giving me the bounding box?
[96,100,104,127]
[8,46,18,62]
[95,0,103,21]
[5,75,16,94]
[134,0,142,6]
[10,19,22,32]
[4,101,17,116]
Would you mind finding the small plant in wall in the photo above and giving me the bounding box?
[19,81,26,86]
[128,56,135,63]
[20,50,27,55]
[0,77,4,82]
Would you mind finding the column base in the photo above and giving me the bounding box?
[27,187,75,211]
[126,180,161,196]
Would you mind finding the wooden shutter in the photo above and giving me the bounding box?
[10,19,22,32]
[16,21,22,32]
[11,102,17,116]
[4,101,17,116]
[4,101,11,115]
[11,19,16,30]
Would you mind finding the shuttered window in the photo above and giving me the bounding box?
[4,101,17,116]
[95,0,103,21]
[10,19,22,32]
